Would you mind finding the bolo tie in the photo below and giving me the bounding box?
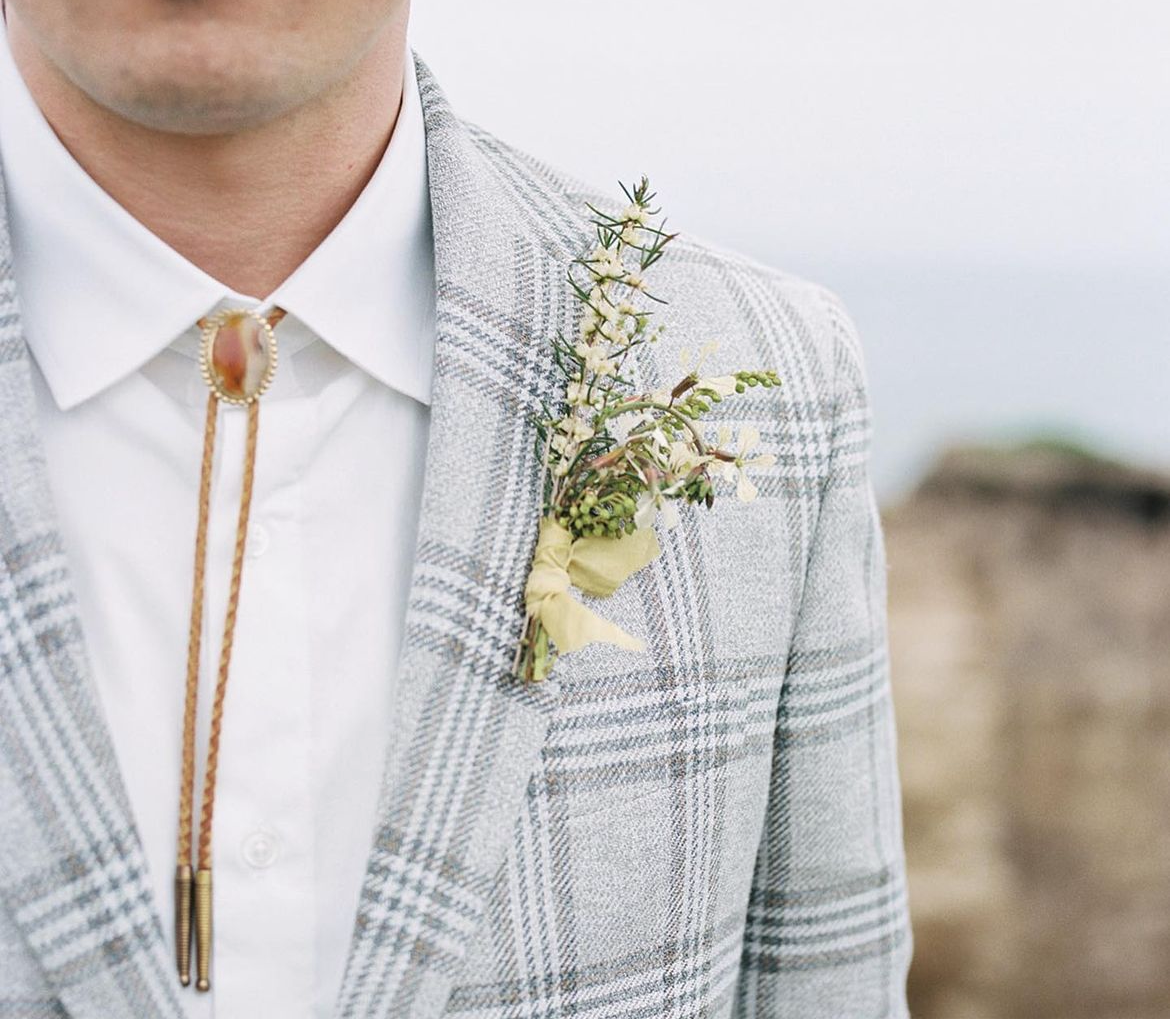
[174,306,285,991]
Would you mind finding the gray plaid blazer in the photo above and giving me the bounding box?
[0,56,911,1019]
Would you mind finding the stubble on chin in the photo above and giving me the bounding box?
[64,36,317,136]
[10,3,319,136]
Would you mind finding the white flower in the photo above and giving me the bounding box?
[566,380,592,407]
[585,297,613,320]
[609,409,650,444]
[559,416,595,443]
[679,341,719,374]
[664,498,683,531]
[598,320,619,341]
[581,345,616,376]
[634,490,679,530]
[668,440,707,476]
[620,224,641,245]
[594,249,626,280]
[633,491,656,529]
[623,203,648,225]
[625,271,646,290]
[660,500,680,529]
[736,425,764,457]
[647,424,671,454]
[587,248,617,279]
[721,425,777,502]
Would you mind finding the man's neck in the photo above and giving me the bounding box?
[6,10,409,298]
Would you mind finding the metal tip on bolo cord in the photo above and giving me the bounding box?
[174,864,193,986]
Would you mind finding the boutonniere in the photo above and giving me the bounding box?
[514,178,781,682]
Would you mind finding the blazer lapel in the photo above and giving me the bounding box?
[334,58,588,1019]
[0,187,179,1011]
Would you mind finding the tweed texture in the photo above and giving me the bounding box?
[0,56,909,1019]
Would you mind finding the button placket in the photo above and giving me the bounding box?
[209,392,316,1013]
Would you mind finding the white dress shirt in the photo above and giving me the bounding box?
[0,26,434,1019]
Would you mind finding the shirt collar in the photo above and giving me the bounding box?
[0,27,434,411]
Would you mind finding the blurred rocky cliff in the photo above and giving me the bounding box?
[884,442,1170,1019]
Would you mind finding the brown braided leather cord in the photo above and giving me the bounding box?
[180,393,219,859]
[197,396,259,868]
[174,391,218,986]
[192,400,256,992]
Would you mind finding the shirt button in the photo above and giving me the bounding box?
[247,522,270,559]
[242,829,280,869]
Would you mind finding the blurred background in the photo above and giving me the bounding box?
[413,2,1170,1016]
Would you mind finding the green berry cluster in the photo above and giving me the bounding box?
[556,482,641,539]
[731,369,781,393]
[674,391,716,419]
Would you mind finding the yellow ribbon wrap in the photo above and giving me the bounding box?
[524,518,661,654]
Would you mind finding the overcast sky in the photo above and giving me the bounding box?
[411,2,1170,496]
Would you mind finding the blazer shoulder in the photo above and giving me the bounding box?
[461,120,868,409]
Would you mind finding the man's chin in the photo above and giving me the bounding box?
[93,77,304,137]
[24,21,313,137]
[62,41,309,137]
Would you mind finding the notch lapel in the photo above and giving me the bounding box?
[334,59,588,1019]
[0,182,179,1013]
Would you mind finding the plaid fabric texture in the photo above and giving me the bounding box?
[0,55,910,1019]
